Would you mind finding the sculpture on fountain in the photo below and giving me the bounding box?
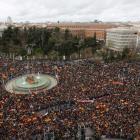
[26,75,38,84]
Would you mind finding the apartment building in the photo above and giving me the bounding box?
[106,27,139,52]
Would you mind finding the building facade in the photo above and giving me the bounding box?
[106,28,139,52]
[47,23,118,40]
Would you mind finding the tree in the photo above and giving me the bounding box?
[84,33,96,48]
[33,48,44,57]
[122,47,130,59]
[48,50,59,60]
[19,48,27,56]
[108,51,115,62]
[93,32,96,45]
[64,29,71,40]
[54,27,60,33]
[0,26,101,60]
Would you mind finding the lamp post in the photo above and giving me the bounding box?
[55,43,61,61]
[78,38,84,59]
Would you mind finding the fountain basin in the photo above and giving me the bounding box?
[5,74,57,94]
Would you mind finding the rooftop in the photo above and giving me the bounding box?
[107,27,138,33]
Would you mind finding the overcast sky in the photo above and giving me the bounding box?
[0,0,140,22]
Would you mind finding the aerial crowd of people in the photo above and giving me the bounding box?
[0,58,139,140]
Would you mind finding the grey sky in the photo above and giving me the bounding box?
[0,0,140,22]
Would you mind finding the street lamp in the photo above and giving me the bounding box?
[78,38,84,59]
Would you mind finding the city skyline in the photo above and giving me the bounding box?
[0,0,140,22]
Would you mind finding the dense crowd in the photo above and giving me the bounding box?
[0,58,140,140]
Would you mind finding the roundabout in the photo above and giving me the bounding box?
[5,73,57,94]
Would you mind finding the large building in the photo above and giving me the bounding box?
[106,27,139,52]
[47,22,118,40]
[131,25,140,52]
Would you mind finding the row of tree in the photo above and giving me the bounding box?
[0,26,97,60]
[100,47,137,62]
